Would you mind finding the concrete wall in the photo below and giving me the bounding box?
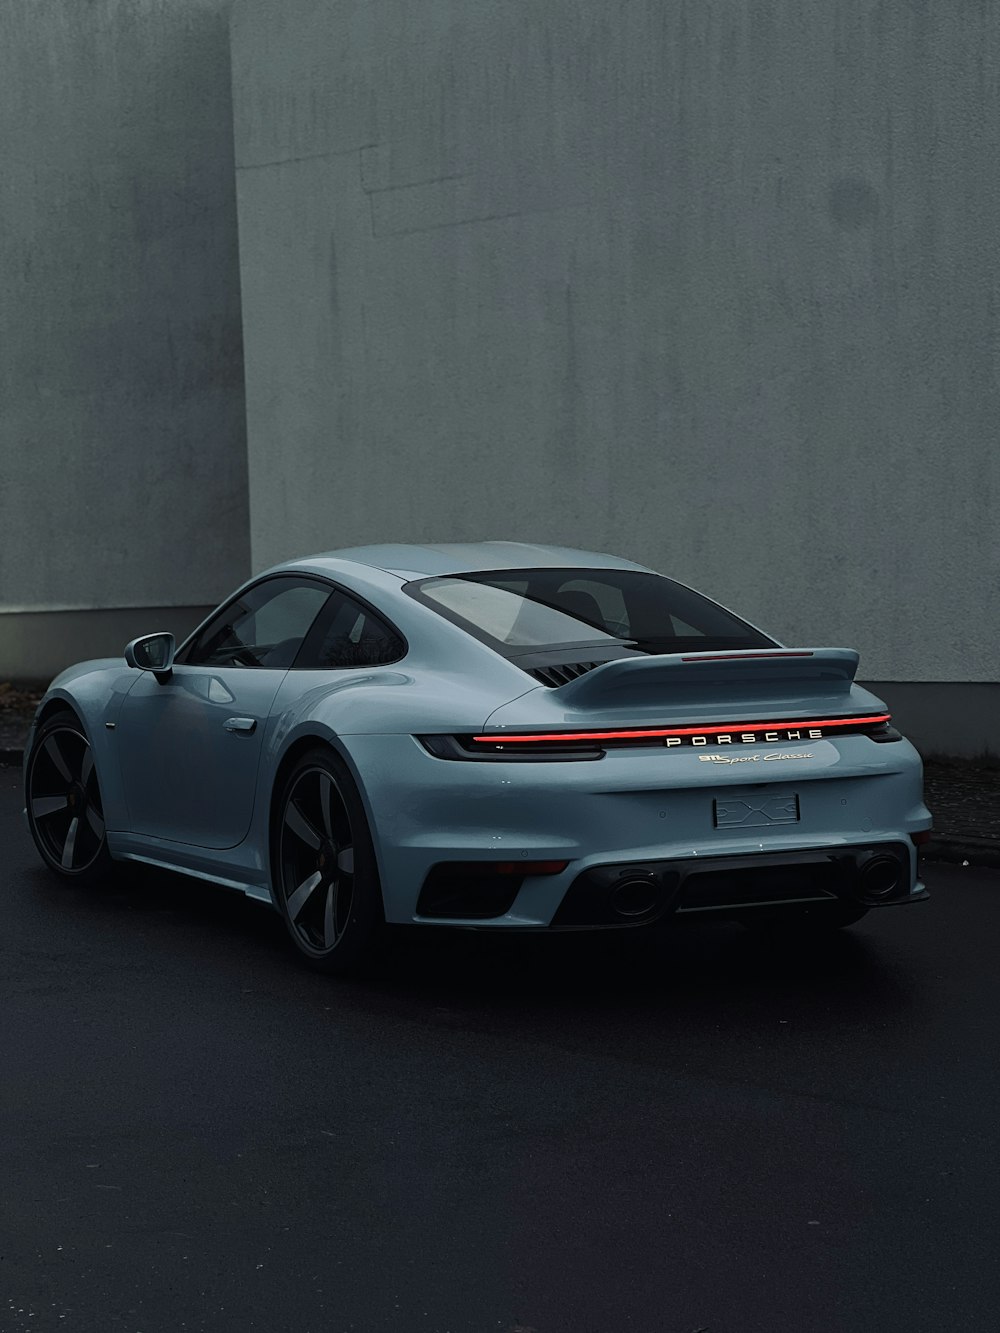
[0,0,249,678]
[867,682,1000,764]
[0,606,214,684]
[231,1,998,745]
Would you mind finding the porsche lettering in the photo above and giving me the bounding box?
[665,727,824,748]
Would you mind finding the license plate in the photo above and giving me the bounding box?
[714,793,800,829]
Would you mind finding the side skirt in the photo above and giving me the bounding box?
[109,842,276,906]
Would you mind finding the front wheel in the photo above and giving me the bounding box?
[271,748,384,974]
[26,709,113,888]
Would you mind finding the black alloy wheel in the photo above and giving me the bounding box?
[273,749,384,974]
[26,710,113,887]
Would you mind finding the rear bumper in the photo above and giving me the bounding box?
[344,732,931,926]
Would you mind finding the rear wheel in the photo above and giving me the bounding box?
[26,709,113,888]
[272,748,384,974]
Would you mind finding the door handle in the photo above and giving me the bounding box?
[224,716,257,734]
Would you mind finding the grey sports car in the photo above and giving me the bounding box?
[24,542,931,971]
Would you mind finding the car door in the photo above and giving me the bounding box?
[116,576,331,849]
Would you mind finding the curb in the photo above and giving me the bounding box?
[923,838,1000,870]
[4,746,998,869]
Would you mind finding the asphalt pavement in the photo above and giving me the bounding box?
[2,765,1000,1333]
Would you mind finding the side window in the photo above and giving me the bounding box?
[293,589,405,669]
[664,614,701,636]
[184,578,331,669]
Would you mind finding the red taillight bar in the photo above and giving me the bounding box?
[472,713,892,745]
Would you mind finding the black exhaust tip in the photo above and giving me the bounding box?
[857,855,903,900]
[551,866,681,927]
[609,876,661,918]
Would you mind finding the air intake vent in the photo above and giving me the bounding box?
[526,661,603,688]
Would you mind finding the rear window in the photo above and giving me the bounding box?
[406,568,775,657]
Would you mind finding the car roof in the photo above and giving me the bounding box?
[280,541,654,580]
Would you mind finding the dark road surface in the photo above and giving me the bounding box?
[2,766,999,1333]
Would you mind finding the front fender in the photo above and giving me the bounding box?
[25,662,143,833]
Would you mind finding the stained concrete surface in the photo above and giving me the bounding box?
[1,1,249,667]
[231,0,1000,696]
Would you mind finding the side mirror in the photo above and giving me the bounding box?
[125,632,176,681]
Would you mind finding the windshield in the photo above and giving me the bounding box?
[407,568,775,656]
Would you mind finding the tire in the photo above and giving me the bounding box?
[25,708,114,889]
[738,901,870,933]
[271,747,384,974]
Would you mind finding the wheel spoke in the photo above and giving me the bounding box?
[30,727,106,874]
[32,795,69,819]
[44,736,72,783]
[61,817,80,869]
[318,773,334,839]
[286,870,323,921]
[336,846,354,875]
[284,801,321,850]
[322,881,339,948]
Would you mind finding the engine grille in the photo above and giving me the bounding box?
[526,661,603,687]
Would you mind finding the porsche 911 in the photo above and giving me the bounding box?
[24,542,932,971]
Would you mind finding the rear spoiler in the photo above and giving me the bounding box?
[548,648,861,711]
